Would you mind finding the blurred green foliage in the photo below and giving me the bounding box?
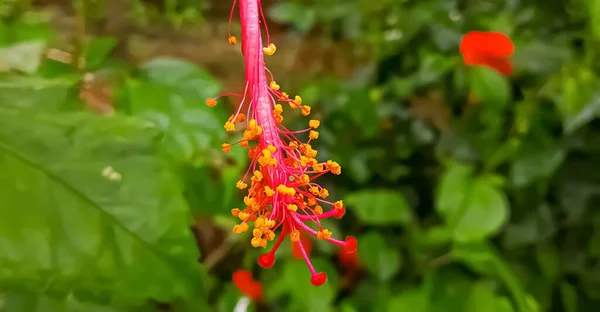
[1,0,600,311]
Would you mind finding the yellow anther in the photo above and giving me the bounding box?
[280,92,289,100]
[319,188,329,199]
[287,204,298,212]
[231,208,241,217]
[263,43,277,55]
[266,230,275,241]
[326,160,342,175]
[310,186,320,196]
[240,140,249,148]
[270,81,280,90]
[309,119,320,128]
[224,121,235,131]
[233,223,249,234]
[333,200,344,210]
[313,163,324,173]
[236,180,248,189]
[253,228,262,238]
[264,186,275,196]
[317,229,332,240]
[244,196,255,206]
[228,35,237,45]
[307,196,317,206]
[274,104,283,114]
[309,130,319,140]
[255,217,265,228]
[301,105,311,116]
[265,219,276,228]
[235,114,246,123]
[206,98,217,107]
[294,95,302,105]
[314,205,323,215]
[298,174,310,185]
[289,141,299,149]
[238,211,250,220]
[290,230,300,242]
[267,145,277,153]
[251,237,266,248]
[276,184,296,196]
[251,170,263,182]
[222,143,231,153]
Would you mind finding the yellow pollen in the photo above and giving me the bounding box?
[326,160,342,175]
[299,174,310,185]
[263,43,277,55]
[267,145,277,153]
[310,186,320,196]
[235,114,246,123]
[236,180,248,189]
[309,119,320,128]
[309,130,319,140]
[333,200,344,210]
[301,105,311,116]
[287,204,298,212]
[290,230,300,242]
[238,211,250,220]
[224,121,235,131]
[270,81,280,90]
[231,208,241,217]
[233,223,249,234]
[307,196,317,206]
[228,35,237,45]
[264,186,275,196]
[265,219,276,228]
[206,98,217,107]
[319,188,329,199]
[251,170,263,182]
[222,143,231,153]
[314,205,323,215]
[289,141,299,149]
[317,229,332,240]
[276,184,296,196]
[274,104,283,114]
[240,140,249,148]
[251,237,267,248]
[266,230,275,241]
[313,163,324,172]
[253,228,262,238]
[255,217,265,228]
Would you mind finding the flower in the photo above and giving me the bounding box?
[460,31,514,76]
[232,270,263,301]
[207,0,357,286]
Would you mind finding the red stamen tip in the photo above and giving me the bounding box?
[310,272,327,286]
[258,253,275,268]
[343,236,357,254]
[334,206,346,218]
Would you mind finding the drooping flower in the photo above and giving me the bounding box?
[206,0,357,286]
[460,31,514,76]
[232,270,263,301]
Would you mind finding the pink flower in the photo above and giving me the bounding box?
[206,0,357,286]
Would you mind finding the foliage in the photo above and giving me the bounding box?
[1,0,600,311]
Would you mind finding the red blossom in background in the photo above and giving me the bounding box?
[232,270,263,301]
[460,31,515,76]
[206,0,357,286]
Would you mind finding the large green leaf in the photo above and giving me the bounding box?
[345,189,413,226]
[0,107,203,306]
[1,292,156,312]
[436,163,508,242]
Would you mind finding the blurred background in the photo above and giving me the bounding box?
[1,0,600,311]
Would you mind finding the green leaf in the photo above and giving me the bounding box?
[267,3,316,33]
[453,242,530,312]
[0,40,46,73]
[138,58,221,99]
[510,146,565,188]
[0,75,79,111]
[590,0,600,41]
[357,232,401,281]
[465,283,513,312]
[1,292,155,312]
[387,288,427,312]
[559,282,578,312]
[470,66,511,109]
[123,58,228,166]
[436,163,509,242]
[0,107,203,305]
[85,37,118,71]
[345,189,413,225]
